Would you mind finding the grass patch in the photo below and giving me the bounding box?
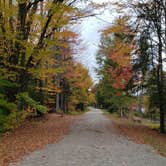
[68,108,90,115]
[68,110,85,115]
[144,122,160,131]
[102,109,111,115]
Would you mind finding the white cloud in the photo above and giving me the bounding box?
[74,0,115,83]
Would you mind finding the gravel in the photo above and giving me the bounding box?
[11,107,166,166]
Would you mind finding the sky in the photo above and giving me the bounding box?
[74,0,166,83]
[74,0,117,83]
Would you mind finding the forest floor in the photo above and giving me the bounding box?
[106,112,166,157]
[0,114,74,166]
[10,107,166,166]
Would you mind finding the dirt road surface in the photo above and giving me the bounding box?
[11,107,166,166]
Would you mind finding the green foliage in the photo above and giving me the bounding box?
[17,93,48,114]
[0,92,48,132]
[0,111,28,133]
[0,78,18,88]
[0,99,17,115]
[0,98,26,132]
[0,112,17,132]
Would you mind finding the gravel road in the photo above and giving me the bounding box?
[12,107,166,166]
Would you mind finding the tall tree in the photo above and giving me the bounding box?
[0,0,97,131]
[132,0,166,133]
[113,0,166,133]
[96,17,135,116]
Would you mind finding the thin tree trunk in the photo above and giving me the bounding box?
[157,29,165,133]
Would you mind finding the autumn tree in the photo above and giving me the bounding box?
[96,17,135,116]
[112,0,166,133]
[0,0,98,131]
[64,62,94,112]
[127,0,166,133]
[0,0,79,100]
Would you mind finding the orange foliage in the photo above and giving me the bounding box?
[102,17,134,90]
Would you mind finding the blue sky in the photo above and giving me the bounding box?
[74,0,116,83]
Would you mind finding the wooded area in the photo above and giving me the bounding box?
[0,0,95,132]
[0,0,166,134]
[95,0,166,133]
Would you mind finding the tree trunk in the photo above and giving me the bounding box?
[157,27,165,133]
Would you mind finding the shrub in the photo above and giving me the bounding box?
[107,104,118,113]
[0,99,25,132]
[0,93,48,133]
[0,99,17,115]
[0,111,28,132]
[17,92,48,115]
